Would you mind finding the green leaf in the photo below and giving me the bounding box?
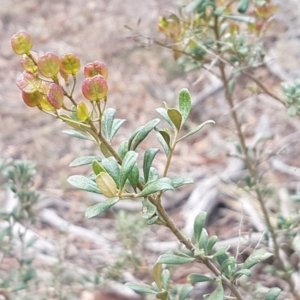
[62,129,92,140]
[199,228,209,253]
[194,212,207,249]
[170,177,194,188]
[233,269,251,279]
[207,279,224,300]
[70,156,102,167]
[179,88,191,125]
[118,140,129,159]
[179,284,193,300]
[142,198,157,219]
[237,0,250,14]
[85,197,119,218]
[265,287,281,300]
[102,108,116,140]
[156,290,168,300]
[243,249,273,269]
[132,118,160,150]
[157,132,170,156]
[223,15,255,23]
[67,175,101,194]
[128,126,143,150]
[178,120,215,142]
[167,108,182,131]
[101,157,120,188]
[161,269,170,290]
[92,160,106,175]
[214,248,230,268]
[100,142,112,158]
[147,215,159,225]
[148,167,159,183]
[156,107,173,127]
[157,254,195,265]
[152,263,163,290]
[206,235,218,254]
[125,282,156,294]
[111,118,126,139]
[137,178,174,197]
[187,273,214,283]
[221,257,237,277]
[143,148,160,183]
[96,173,118,198]
[119,151,138,189]
[128,163,139,190]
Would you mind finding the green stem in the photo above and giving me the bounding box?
[155,200,244,300]
[85,103,245,299]
[163,131,179,177]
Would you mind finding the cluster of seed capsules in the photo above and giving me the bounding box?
[11,31,108,121]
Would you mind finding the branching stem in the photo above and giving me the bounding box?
[213,15,300,300]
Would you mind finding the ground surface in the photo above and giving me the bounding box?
[1,0,300,299]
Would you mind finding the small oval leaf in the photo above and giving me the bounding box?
[125,282,156,295]
[167,108,182,131]
[128,163,139,190]
[243,249,273,270]
[207,279,224,300]
[178,120,215,142]
[157,132,170,156]
[67,175,100,194]
[92,160,106,175]
[156,107,173,127]
[187,273,214,283]
[194,212,207,249]
[157,254,195,265]
[62,129,92,140]
[142,198,157,219]
[111,118,126,139]
[137,178,174,197]
[143,148,160,183]
[101,157,120,188]
[102,108,116,140]
[179,284,194,300]
[179,88,191,125]
[85,197,119,218]
[69,156,101,167]
[152,263,163,290]
[132,118,160,150]
[96,172,118,198]
[118,141,129,159]
[119,151,138,189]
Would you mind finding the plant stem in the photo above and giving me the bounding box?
[213,15,300,300]
[155,201,244,300]
[243,72,286,106]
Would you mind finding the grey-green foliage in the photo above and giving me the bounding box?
[282,80,300,116]
[0,159,39,296]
